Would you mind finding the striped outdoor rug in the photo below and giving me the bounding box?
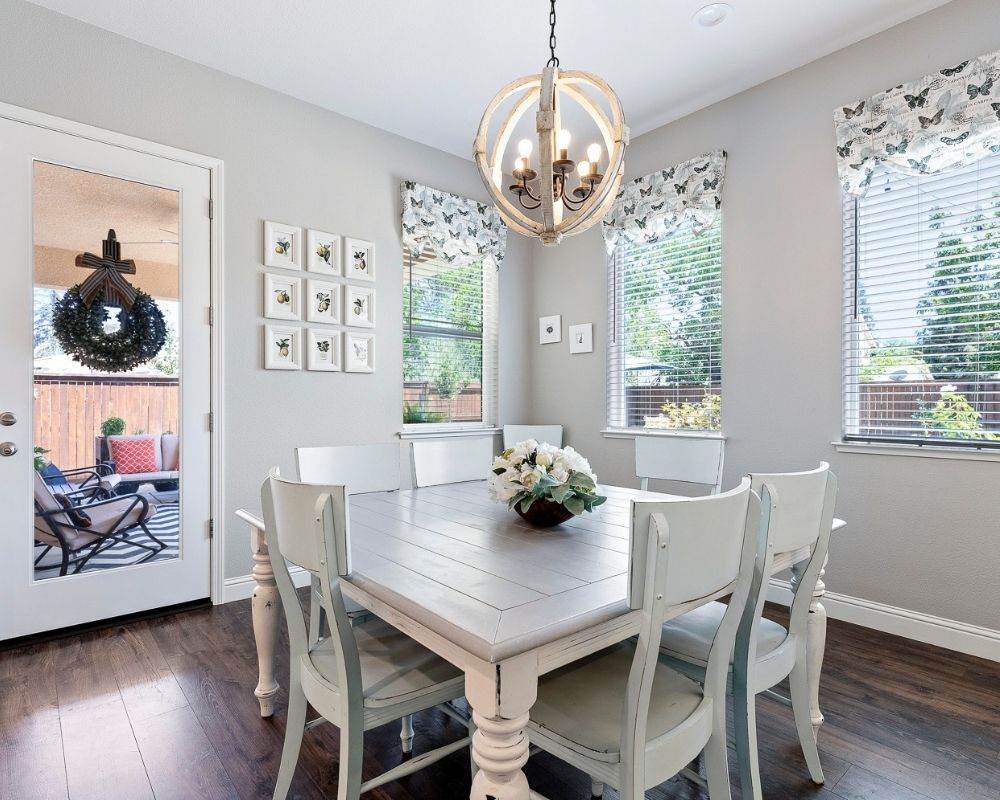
[34,503,179,580]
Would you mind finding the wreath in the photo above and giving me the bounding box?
[52,286,167,372]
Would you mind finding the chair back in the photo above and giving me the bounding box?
[33,470,71,542]
[296,443,400,494]
[634,435,724,493]
[502,424,564,449]
[623,478,766,762]
[411,437,494,487]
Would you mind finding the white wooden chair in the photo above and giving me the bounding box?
[525,477,768,800]
[501,424,564,449]
[411,437,494,487]
[658,463,838,800]
[261,469,472,800]
[634,434,725,494]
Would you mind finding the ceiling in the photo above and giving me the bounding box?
[28,0,952,159]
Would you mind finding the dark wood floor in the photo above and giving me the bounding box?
[1,597,998,800]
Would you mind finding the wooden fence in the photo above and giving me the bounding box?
[404,382,483,422]
[34,376,179,468]
[854,380,1000,437]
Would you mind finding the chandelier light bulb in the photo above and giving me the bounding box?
[577,161,591,177]
[518,139,533,158]
[587,143,602,164]
[556,129,572,151]
[514,156,525,173]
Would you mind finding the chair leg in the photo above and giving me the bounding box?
[789,662,825,784]
[704,700,733,800]
[733,681,763,800]
[337,715,364,800]
[400,714,415,754]
[591,777,605,798]
[272,676,308,800]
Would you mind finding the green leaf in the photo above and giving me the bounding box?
[591,494,607,507]
[550,483,571,503]
[564,495,585,516]
[519,494,538,513]
[568,470,596,490]
[493,467,506,475]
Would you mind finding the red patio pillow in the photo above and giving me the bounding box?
[109,437,158,475]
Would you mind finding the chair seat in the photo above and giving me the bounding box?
[34,499,156,549]
[527,640,707,763]
[308,618,463,709]
[659,600,789,666]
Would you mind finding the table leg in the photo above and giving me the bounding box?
[791,555,828,739]
[250,523,281,718]
[465,654,537,800]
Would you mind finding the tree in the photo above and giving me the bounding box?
[33,288,61,359]
[859,340,925,382]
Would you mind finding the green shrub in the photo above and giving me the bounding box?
[100,416,126,436]
[403,403,447,425]
[645,392,721,432]
[34,446,50,472]
[914,390,999,441]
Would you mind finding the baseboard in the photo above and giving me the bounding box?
[767,579,1000,662]
[222,565,312,604]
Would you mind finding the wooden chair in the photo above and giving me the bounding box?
[501,424,564,449]
[411,437,494,487]
[525,477,767,800]
[634,434,725,494]
[658,463,838,800]
[261,469,472,800]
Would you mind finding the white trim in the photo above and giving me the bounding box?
[833,440,1000,463]
[602,428,727,441]
[399,426,501,441]
[222,564,312,604]
[767,579,1000,662]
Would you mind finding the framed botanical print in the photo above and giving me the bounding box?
[264,325,302,370]
[345,237,375,282]
[263,220,302,269]
[306,228,341,275]
[539,314,562,344]
[307,329,342,371]
[305,279,341,324]
[569,322,594,354]
[345,284,376,328]
[345,333,375,373]
[263,273,302,320]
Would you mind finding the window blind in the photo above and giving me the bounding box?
[403,249,497,427]
[607,219,723,432]
[843,153,1000,446]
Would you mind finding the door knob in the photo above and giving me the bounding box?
[0,442,17,457]
[0,412,15,426]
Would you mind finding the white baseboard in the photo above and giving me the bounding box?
[767,579,1000,662]
[222,565,312,604]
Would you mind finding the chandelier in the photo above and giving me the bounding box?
[474,0,629,246]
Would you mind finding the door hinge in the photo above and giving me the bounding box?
[209,518,215,538]
[208,306,214,326]
[208,411,214,432]
[208,198,214,219]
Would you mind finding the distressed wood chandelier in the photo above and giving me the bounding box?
[474,0,629,246]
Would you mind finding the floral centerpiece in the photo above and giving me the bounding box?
[489,440,607,527]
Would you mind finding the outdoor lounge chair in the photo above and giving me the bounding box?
[33,471,165,577]
[39,461,121,500]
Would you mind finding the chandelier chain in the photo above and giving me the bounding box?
[546,0,559,67]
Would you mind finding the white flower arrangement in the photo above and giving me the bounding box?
[489,439,607,517]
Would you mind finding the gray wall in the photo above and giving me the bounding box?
[526,0,1000,630]
[0,0,529,579]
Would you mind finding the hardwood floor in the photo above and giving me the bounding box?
[1,598,997,800]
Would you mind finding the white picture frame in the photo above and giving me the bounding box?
[306,228,342,275]
[345,284,376,328]
[345,333,375,373]
[264,325,302,370]
[539,314,562,344]
[569,322,594,354]
[307,329,342,371]
[263,272,302,320]
[263,220,303,269]
[305,279,341,324]
[345,237,375,282]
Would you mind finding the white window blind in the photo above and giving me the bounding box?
[607,219,722,432]
[403,250,497,427]
[844,153,1000,447]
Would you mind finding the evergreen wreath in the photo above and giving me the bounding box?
[52,286,167,372]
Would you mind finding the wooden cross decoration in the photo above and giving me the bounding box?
[75,229,138,310]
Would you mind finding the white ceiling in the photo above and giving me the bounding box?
[28,0,952,159]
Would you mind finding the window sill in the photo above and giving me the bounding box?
[601,428,727,441]
[399,426,500,441]
[833,440,1000,463]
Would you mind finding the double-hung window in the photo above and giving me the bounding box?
[844,153,1000,447]
[607,218,723,432]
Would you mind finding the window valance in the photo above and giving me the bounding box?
[602,150,726,253]
[400,181,507,269]
[835,50,1000,197]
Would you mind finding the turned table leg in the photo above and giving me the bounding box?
[250,523,281,718]
[791,554,829,740]
[465,654,537,800]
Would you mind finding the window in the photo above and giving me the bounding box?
[607,219,722,432]
[844,154,1000,447]
[403,250,497,428]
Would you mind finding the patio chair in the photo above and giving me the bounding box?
[38,461,121,500]
[33,470,165,577]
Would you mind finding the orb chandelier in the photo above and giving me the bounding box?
[474,0,629,246]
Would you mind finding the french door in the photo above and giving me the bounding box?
[0,113,213,639]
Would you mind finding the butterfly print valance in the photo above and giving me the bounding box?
[835,50,1000,197]
[401,181,507,269]
[602,150,726,253]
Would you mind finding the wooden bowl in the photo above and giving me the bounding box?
[514,498,575,528]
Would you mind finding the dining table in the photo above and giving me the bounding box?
[236,480,845,800]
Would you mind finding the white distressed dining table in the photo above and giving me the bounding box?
[237,481,844,800]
